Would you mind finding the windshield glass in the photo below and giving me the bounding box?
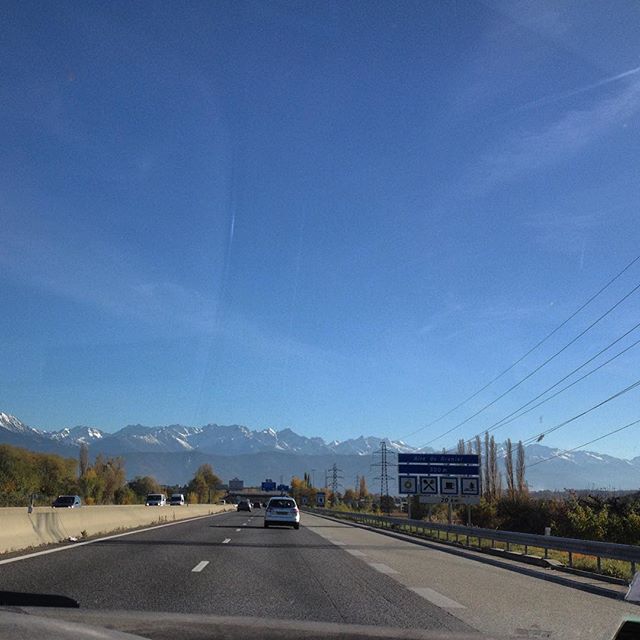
[2,2,640,638]
[270,500,295,509]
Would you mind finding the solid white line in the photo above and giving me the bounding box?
[0,512,230,566]
[410,587,465,609]
[346,549,366,557]
[191,561,209,573]
[222,538,231,544]
[368,563,399,575]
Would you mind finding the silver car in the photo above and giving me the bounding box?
[264,497,300,529]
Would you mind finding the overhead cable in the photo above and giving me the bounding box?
[420,279,640,448]
[402,253,640,442]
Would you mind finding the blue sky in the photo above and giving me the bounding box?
[2,1,640,458]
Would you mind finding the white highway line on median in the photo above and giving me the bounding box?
[345,549,366,557]
[410,587,465,609]
[368,563,399,575]
[191,561,209,573]
[222,538,231,544]
[0,511,233,566]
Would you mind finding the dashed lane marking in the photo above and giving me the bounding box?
[222,538,231,544]
[0,512,233,566]
[410,587,465,609]
[368,563,399,575]
[192,561,209,573]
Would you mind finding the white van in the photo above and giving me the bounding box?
[169,493,185,506]
[145,493,167,506]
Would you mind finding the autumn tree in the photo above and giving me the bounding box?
[516,440,527,497]
[483,432,491,500]
[187,464,220,503]
[79,443,89,478]
[128,476,161,501]
[358,475,368,499]
[505,439,515,500]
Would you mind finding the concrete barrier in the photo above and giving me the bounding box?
[0,504,234,554]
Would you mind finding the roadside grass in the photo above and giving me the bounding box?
[326,510,634,582]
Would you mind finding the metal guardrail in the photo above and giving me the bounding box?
[309,508,640,579]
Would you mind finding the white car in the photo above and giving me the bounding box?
[145,493,167,506]
[264,497,300,529]
[169,493,185,506]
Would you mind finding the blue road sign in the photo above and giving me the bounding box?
[399,464,480,475]
[398,453,479,464]
[461,477,480,495]
[419,476,438,494]
[277,484,290,492]
[261,481,277,491]
[440,477,459,495]
[398,476,417,494]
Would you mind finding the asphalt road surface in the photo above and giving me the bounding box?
[0,510,637,639]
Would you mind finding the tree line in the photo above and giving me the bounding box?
[0,442,223,506]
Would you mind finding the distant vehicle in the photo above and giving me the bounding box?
[264,497,300,529]
[145,493,167,506]
[237,499,252,512]
[169,493,185,506]
[252,500,262,509]
[51,495,81,508]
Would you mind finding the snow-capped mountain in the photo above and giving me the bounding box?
[50,426,105,445]
[0,412,43,436]
[331,435,415,456]
[2,411,640,489]
[0,411,419,457]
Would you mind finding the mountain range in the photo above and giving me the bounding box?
[1,411,638,490]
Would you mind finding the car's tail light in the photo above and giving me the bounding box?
[293,508,299,515]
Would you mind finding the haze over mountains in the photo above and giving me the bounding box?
[1,412,638,490]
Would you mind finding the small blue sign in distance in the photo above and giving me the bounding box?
[398,453,479,464]
[398,464,480,475]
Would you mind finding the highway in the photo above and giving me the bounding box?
[0,509,638,639]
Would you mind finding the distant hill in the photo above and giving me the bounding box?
[2,411,639,490]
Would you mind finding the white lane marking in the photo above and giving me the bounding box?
[411,587,465,609]
[0,511,234,566]
[191,561,209,573]
[368,562,399,574]
[222,538,231,544]
[346,549,367,557]
[327,539,346,545]
[242,523,247,526]
[235,528,241,532]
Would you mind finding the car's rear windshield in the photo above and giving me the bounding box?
[269,500,295,508]
[147,495,163,500]
[56,496,75,503]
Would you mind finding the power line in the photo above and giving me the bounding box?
[402,253,640,441]
[519,377,640,447]
[457,320,640,448]
[371,442,396,513]
[528,417,640,468]
[327,463,343,504]
[420,279,640,448]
